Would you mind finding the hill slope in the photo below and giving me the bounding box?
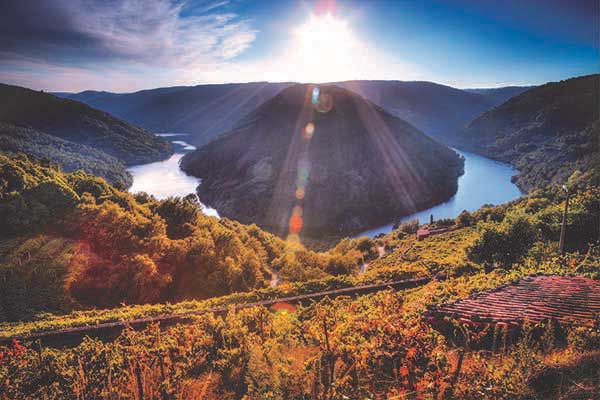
[335,80,497,141]
[0,122,132,188]
[63,82,293,146]
[464,86,535,105]
[181,84,464,242]
[454,75,599,191]
[0,83,171,165]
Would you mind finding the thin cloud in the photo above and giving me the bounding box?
[0,0,257,91]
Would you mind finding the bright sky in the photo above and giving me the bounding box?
[0,0,597,92]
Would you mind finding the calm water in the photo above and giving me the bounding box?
[127,134,219,217]
[357,149,522,238]
[129,141,520,230]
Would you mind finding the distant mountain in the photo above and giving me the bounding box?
[62,82,293,146]
[464,86,535,106]
[61,80,535,147]
[0,122,132,188]
[0,83,172,166]
[334,80,497,142]
[181,84,464,243]
[454,75,599,191]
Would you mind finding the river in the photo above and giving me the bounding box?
[128,140,521,233]
[127,134,219,217]
[356,149,522,237]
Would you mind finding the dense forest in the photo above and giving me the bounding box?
[0,84,172,187]
[0,154,368,321]
[0,122,132,188]
[454,74,600,191]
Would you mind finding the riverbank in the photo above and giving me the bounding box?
[357,149,522,238]
[127,133,219,216]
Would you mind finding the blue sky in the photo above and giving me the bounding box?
[0,0,597,92]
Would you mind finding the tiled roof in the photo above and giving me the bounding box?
[427,274,600,326]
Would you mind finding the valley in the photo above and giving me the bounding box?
[1,2,598,398]
[127,133,219,216]
[1,75,598,400]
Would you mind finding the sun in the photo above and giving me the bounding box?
[292,14,359,83]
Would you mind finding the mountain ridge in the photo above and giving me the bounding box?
[59,80,533,146]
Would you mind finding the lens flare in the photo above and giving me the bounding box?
[303,122,315,139]
[311,87,320,105]
[292,205,303,217]
[289,214,303,234]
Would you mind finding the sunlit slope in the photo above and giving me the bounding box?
[181,84,464,243]
[0,154,372,320]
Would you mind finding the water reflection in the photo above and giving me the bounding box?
[357,149,522,238]
[127,134,219,217]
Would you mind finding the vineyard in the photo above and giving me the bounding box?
[1,155,599,399]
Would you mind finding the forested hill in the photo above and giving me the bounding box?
[181,84,464,243]
[454,74,600,191]
[0,153,365,321]
[0,122,132,188]
[0,83,172,165]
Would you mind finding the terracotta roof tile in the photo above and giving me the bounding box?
[427,275,600,326]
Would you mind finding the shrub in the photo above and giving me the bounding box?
[468,214,537,268]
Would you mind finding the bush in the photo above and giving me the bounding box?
[396,219,419,235]
[456,210,475,227]
[468,214,537,268]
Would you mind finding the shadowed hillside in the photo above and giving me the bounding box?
[0,123,132,188]
[181,84,464,244]
[335,80,499,141]
[0,83,172,166]
[61,81,533,146]
[62,82,293,146]
[454,75,600,191]
[464,85,535,105]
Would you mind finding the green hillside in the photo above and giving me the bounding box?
[0,122,132,188]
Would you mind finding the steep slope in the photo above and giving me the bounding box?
[63,82,293,146]
[181,84,464,242]
[335,80,496,142]
[454,75,599,191]
[464,86,535,106]
[0,83,171,165]
[0,122,132,188]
